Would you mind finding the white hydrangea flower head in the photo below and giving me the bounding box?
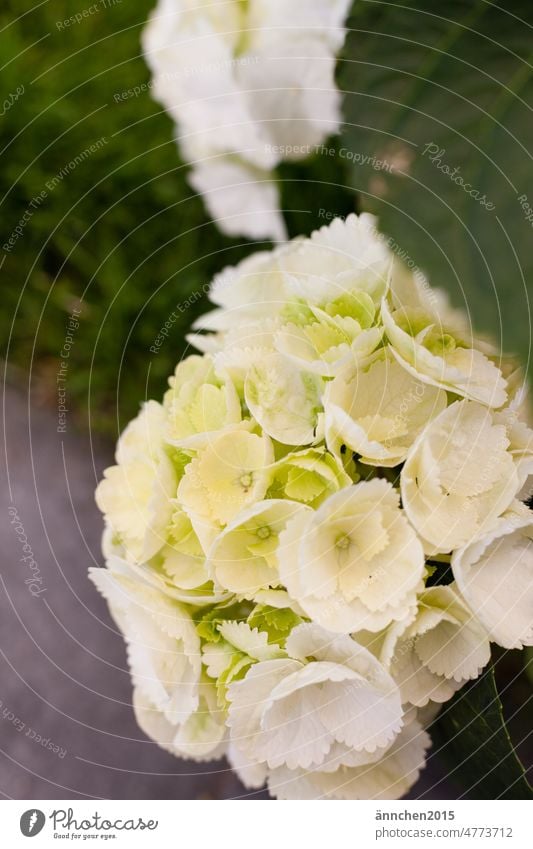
[279,480,425,633]
[401,400,525,553]
[227,623,403,771]
[94,213,531,799]
[142,0,352,240]
[452,502,533,649]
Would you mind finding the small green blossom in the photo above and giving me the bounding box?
[266,447,352,507]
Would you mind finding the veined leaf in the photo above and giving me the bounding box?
[339,0,533,377]
[432,662,533,799]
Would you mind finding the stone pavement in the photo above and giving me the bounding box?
[0,384,460,800]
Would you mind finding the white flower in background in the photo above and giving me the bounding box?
[227,623,403,771]
[188,159,286,243]
[324,350,447,466]
[452,502,533,649]
[381,296,507,407]
[94,214,532,799]
[95,401,177,563]
[279,480,425,633]
[266,718,430,800]
[142,0,352,241]
[401,400,526,553]
[361,584,491,708]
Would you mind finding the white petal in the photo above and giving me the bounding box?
[268,719,430,800]
[452,503,533,649]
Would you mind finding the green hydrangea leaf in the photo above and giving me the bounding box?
[195,601,252,643]
[339,0,533,378]
[248,605,303,645]
[216,652,254,708]
[432,662,533,799]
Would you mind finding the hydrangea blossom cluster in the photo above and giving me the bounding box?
[142,0,351,242]
[92,214,533,799]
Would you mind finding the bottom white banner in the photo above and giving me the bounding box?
[1,800,530,848]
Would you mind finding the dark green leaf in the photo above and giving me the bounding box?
[433,662,533,799]
[278,136,358,239]
[339,0,533,377]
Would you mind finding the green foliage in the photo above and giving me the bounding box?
[247,604,302,645]
[0,0,254,433]
[339,0,533,377]
[278,135,357,239]
[216,652,253,710]
[196,601,252,643]
[433,662,532,799]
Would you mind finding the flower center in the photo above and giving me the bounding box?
[335,533,351,551]
[256,525,271,540]
[239,472,253,491]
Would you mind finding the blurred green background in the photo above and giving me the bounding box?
[2,1,531,435]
